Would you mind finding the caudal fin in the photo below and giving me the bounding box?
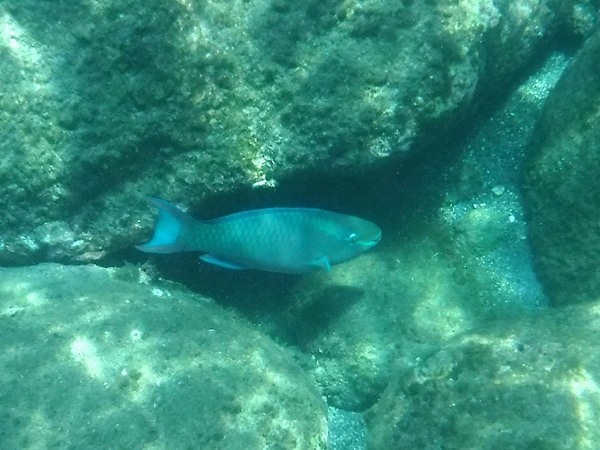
[136,198,195,254]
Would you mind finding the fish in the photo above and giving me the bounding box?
[136,198,381,273]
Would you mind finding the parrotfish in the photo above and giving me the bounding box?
[137,198,381,273]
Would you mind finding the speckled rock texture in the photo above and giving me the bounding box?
[0,0,598,264]
[366,300,600,449]
[523,25,600,306]
[0,264,327,449]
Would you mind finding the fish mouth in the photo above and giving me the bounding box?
[364,231,382,247]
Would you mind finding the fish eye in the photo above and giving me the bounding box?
[348,233,359,244]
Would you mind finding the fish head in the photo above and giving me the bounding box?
[321,213,381,265]
[342,216,382,248]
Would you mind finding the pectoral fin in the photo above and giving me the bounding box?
[200,254,248,270]
[312,256,332,272]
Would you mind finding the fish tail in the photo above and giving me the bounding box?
[136,198,197,254]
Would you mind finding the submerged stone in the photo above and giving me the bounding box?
[523,26,600,306]
[0,0,597,264]
[0,264,327,449]
[366,300,600,449]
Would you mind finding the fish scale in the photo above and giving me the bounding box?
[201,211,307,265]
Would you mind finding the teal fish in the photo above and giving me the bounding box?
[137,198,381,273]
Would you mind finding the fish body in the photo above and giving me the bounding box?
[137,198,381,273]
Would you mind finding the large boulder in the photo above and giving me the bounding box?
[0,264,327,449]
[0,0,597,264]
[523,26,600,306]
[366,300,600,449]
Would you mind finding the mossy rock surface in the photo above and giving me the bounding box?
[366,300,600,449]
[0,0,597,264]
[523,26,600,306]
[0,264,327,449]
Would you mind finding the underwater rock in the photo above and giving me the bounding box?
[523,26,600,306]
[0,0,597,263]
[277,50,564,412]
[365,300,600,449]
[0,264,327,449]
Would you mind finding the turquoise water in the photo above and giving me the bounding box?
[1,1,599,449]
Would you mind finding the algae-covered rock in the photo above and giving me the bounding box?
[366,301,600,449]
[0,0,597,264]
[523,26,600,306]
[269,51,562,412]
[0,264,327,449]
